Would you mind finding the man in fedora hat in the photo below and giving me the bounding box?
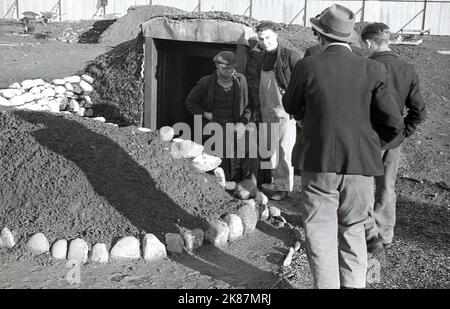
[248,21,302,201]
[186,51,258,184]
[304,8,363,58]
[283,4,404,288]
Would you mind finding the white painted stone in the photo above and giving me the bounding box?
[91,243,109,263]
[79,80,93,93]
[68,100,80,113]
[63,76,81,84]
[205,220,230,247]
[214,168,226,187]
[170,140,204,159]
[82,74,94,84]
[26,233,50,255]
[235,179,258,200]
[182,230,196,253]
[22,92,35,103]
[160,126,174,142]
[52,79,65,85]
[54,86,66,94]
[64,82,74,91]
[255,191,269,205]
[84,96,92,105]
[21,79,36,90]
[76,107,86,117]
[225,181,236,191]
[0,96,11,106]
[269,206,281,218]
[9,95,25,106]
[242,199,256,207]
[33,92,45,101]
[42,88,56,97]
[67,239,89,264]
[138,127,152,133]
[110,236,141,261]
[33,79,45,86]
[192,153,222,173]
[93,117,106,123]
[51,239,68,260]
[9,82,21,89]
[192,229,204,249]
[142,234,167,261]
[1,227,15,249]
[165,233,184,254]
[237,204,258,234]
[283,247,296,267]
[224,214,244,241]
[48,100,60,113]
[1,89,21,99]
[259,205,270,221]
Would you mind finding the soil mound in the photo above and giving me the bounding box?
[0,110,240,251]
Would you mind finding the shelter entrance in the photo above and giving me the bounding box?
[142,17,256,130]
[154,39,237,129]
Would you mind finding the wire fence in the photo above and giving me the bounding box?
[1,0,449,35]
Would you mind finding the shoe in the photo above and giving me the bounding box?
[270,191,289,201]
[261,183,275,191]
[367,236,385,255]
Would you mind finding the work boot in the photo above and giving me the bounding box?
[270,191,288,201]
[367,236,385,255]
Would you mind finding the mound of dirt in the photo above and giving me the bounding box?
[0,109,241,254]
[81,36,145,127]
[100,5,185,47]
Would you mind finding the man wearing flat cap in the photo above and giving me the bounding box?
[282,4,404,289]
[186,51,258,184]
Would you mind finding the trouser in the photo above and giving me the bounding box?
[365,146,402,244]
[300,172,374,289]
[260,118,296,192]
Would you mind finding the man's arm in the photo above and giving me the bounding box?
[371,67,405,144]
[282,61,305,120]
[185,78,207,115]
[289,49,303,71]
[239,74,251,125]
[404,69,426,137]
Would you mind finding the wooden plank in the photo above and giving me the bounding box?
[236,44,248,75]
[144,38,158,131]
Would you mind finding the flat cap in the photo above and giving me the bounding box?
[213,51,237,66]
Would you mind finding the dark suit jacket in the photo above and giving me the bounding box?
[370,51,426,149]
[304,43,364,57]
[282,45,405,176]
[185,71,251,124]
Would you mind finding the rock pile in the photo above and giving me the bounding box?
[0,75,96,118]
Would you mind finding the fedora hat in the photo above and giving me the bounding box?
[310,4,358,43]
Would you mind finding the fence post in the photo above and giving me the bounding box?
[303,0,308,27]
[421,0,428,32]
[198,0,201,12]
[361,0,366,22]
[16,0,19,20]
[249,0,253,19]
[58,0,62,22]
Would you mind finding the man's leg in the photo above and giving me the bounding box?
[272,118,296,199]
[374,146,401,245]
[300,172,340,289]
[338,175,373,288]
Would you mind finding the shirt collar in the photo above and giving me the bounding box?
[325,42,352,52]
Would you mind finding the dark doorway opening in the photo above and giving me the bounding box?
[154,39,237,129]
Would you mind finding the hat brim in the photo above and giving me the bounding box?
[310,17,359,44]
